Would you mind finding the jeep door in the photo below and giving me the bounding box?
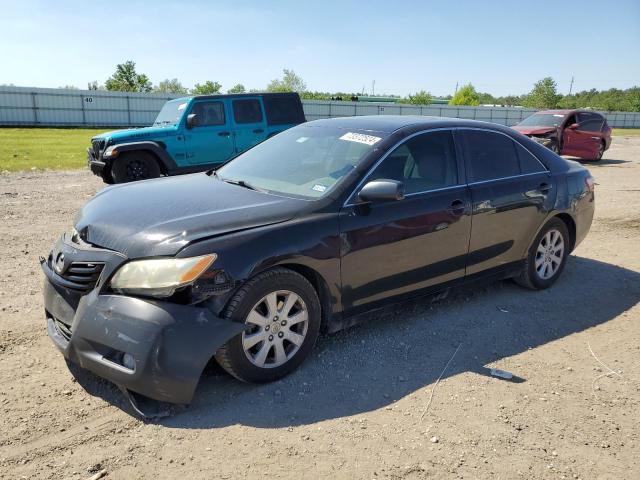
[339,129,471,313]
[183,99,235,165]
[459,129,553,276]
[231,98,268,154]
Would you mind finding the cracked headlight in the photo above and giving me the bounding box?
[530,136,553,146]
[110,254,216,298]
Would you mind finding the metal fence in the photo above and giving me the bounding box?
[2,85,640,128]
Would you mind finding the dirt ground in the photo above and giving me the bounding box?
[1,137,639,480]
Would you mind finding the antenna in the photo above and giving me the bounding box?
[568,76,574,95]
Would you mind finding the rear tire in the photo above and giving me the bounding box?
[215,268,321,383]
[111,151,161,183]
[514,218,570,290]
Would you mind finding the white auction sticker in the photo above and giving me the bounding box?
[177,103,187,111]
[339,132,381,146]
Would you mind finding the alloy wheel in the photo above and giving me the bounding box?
[126,159,149,181]
[241,290,309,368]
[535,229,564,280]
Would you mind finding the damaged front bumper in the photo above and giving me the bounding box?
[41,242,246,405]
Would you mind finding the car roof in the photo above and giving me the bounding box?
[305,115,517,134]
[171,92,300,102]
[533,109,601,116]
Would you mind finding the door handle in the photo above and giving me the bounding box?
[218,131,231,137]
[253,129,265,134]
[538,182,552,193]
[448,199,465,214]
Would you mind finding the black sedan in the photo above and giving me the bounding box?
[42,116,595,408]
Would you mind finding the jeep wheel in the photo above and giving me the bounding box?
[111,152,161,183]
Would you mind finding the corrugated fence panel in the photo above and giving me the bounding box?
[1,86,639,128]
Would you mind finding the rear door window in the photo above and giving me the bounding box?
[514,142,547,174]
[459,130,521,182]
[232,99,263,124]
[263,96,304,125]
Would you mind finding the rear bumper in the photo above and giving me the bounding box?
[42,260,246,404]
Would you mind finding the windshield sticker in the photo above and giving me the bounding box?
[339,132,381,146]
[177,103,187,111]
[312,184,327,193]
[553,114,564,117]
[296,137,309,143]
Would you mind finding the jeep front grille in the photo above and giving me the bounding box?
[92,139,105,157]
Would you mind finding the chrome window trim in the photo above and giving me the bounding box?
[343,126,549,207]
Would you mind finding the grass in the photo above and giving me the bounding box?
[0,128,109,172]
[1,126,639,173]
[612,128,640,137]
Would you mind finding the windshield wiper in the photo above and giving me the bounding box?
[217,175,262,192]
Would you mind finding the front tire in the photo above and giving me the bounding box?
[111,151,161,183]
[215,268,321,383]
[515,218,570,290]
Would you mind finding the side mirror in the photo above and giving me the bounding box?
[358,179,405,202]
[568,123,578,130]
[186,113,197,129]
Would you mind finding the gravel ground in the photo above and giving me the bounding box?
[1,138,639,480]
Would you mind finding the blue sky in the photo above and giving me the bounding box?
[0,0,638,96]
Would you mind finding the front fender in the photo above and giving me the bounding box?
[108,141,178,171]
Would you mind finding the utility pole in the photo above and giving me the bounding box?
[371,80,375,96]
[454,81,459,94]
[568,76,574,95]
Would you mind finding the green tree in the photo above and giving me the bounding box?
[191,81,222,95]
[522,77,561,109]
[448,84,480,106]
[154,78,187,94]
[399,90,433,105]
[227,84,246,94]
[59,85,79,90]
[87,81,103,90]
[105,61,152,92]
[267,69,306,93]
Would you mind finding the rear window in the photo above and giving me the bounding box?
[263,96,304,125]
[233,99,263,124]
[460,130,520,182]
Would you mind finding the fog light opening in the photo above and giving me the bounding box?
[122,353,136,371]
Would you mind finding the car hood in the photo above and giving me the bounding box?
[92,125,178,144]
[74,174,306,258]
[512,125,557,136]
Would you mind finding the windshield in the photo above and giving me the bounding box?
[216,124,385,199]
[518,113,565,127]
[153,99,188,126]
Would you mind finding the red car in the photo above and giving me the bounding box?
[513,109,611,160]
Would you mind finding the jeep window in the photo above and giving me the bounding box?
[233,99,263,124]
[153,99,187,126]
[216,124,386,199]
[518,113,565,127]
[190,101,226,127]
[263,96,304,125]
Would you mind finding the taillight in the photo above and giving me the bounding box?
[585,175,595,193]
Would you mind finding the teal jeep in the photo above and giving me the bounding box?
[88,92,305,183]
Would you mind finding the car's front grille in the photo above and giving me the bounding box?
[92,139,105,157]
[48,256,105,292]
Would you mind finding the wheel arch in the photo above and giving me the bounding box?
[110,141,176,174]
[275,263,333,333]
[553,213,577,252]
